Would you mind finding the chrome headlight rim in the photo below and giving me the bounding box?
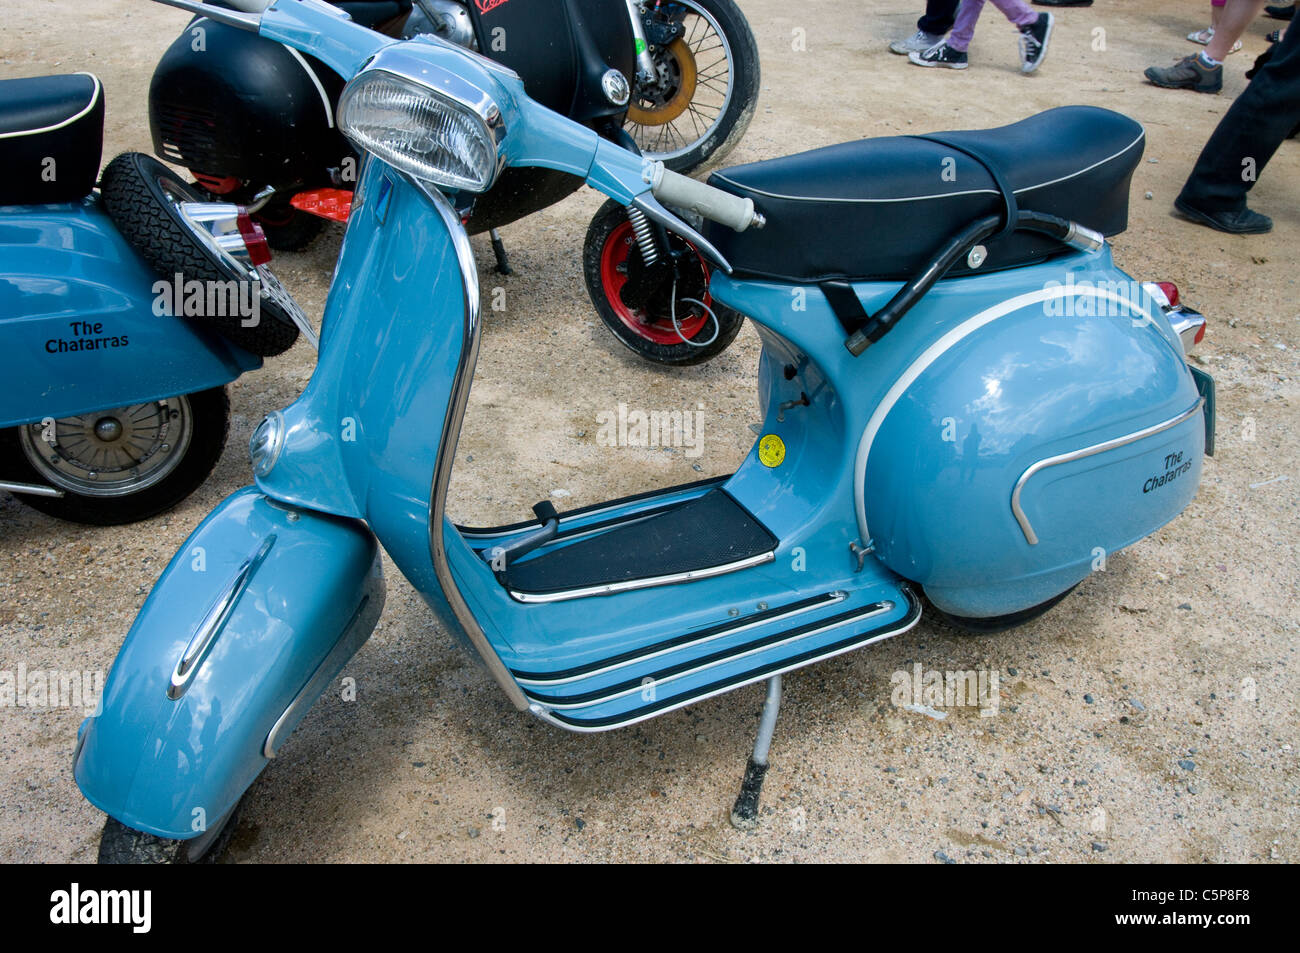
[338,46,507,194]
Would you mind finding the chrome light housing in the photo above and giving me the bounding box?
[337,48,506,193]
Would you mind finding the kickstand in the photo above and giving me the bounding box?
[489,228,513,276]
[730,674,782,830]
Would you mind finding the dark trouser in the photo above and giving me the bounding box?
[1179,22,1300,213]
[918,0,962,35]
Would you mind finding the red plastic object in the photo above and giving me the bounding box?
[1155,281,1180,308]
[235,211,272,266]
[290,188,353,223]
[193,172,240,195]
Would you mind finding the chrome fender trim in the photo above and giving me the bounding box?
[168,535,275,700]
[1010,397,1205,545]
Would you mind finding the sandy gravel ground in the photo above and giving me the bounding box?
[1,0,1296,863]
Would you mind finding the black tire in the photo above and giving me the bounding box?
[98,799,242,864]
[99,152,299,357]
[625,0,760,175]
[0,387,230,526]
[583,199,744,366]
[923,585,1079,635]
[251,196,327,252]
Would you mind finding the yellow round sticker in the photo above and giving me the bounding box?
[758,434,786,468]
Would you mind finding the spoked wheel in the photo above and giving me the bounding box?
[625,0,760,174]
[98,798,243,864]
[923,585,1079,634]
[1,388,229,525]
[99,152,302,356]
[583,199,744,366]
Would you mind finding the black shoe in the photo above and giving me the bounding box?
[908,41,969,69]
[1264,4,1295,21]
[1174,197,1273,234]
[1032,0,1092,6]
[1019,12,1054,72]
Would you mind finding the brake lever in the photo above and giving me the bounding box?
[630,193,734,276]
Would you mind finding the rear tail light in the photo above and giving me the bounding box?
[235,211,272,266]
[1155,281,1180,308]
[1193,321,1206,345]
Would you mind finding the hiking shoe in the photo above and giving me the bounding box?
[1144,54,1223,93]
[1174,197,1273,234]
[908,41,969,69]
[1264,4,1295,21]
[1019,12,1054,73]
[890,30,945,55]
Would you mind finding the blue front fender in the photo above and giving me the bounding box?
[74,487,383,840]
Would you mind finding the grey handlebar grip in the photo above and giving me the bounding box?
[647,163,762,232]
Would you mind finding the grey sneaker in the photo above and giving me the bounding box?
[1144,54,1223,93]
[890,30,945,55]
[908,41,969,69]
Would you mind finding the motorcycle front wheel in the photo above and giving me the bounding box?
[625,0,760,175]
[583,199,744,366]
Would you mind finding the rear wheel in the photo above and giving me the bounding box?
[625,0,760,174]
[251,196,327,252]
[583,199,744,366]
[1,388,230,525]
[923,585,1078,634]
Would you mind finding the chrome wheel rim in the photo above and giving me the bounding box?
[19,398,194,498]
[625,0,735,163]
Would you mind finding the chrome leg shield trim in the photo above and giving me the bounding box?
[416,178,530,711]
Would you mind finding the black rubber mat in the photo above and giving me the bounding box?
[505,489,776,596]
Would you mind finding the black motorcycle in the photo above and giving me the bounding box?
[150,0,759,364]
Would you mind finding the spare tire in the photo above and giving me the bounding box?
[99,152,301,357]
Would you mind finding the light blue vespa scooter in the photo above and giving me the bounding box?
[0,73,309,524]
[76,0,1216,860]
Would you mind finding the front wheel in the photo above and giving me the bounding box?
[0,388,230,525]
[625,0,760,174]
[583,199,744,366]
[98,799,242,864]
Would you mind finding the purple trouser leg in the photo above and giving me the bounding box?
[948,0,1039,51]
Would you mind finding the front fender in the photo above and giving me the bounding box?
[74,487,383,840]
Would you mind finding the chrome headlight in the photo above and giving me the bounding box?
[338,52,505,193]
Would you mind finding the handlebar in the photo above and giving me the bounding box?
[644,162,764,233]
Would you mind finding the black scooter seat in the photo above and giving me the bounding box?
[0,73,104,205]
[704,106,1145,283]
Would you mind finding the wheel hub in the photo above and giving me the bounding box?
[19,398,193,498]
[627,38,698,126]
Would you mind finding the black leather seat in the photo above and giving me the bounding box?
[0,73,104,206]
[705,106,1145,283]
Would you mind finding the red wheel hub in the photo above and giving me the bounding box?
[599,220,712,345]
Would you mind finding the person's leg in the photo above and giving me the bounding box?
[987,0,1040,28]
[918,0,962,36]
[1205,0,1268,59]
[947,0,988,50]
[1178,15,1300,226]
